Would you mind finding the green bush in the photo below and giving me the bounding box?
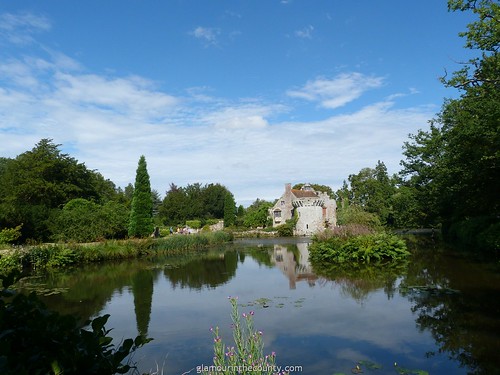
[477,222,500,252]
[276,217,297,237]
[309,231,409,265]
[0,225,23,245]
[186,220,202,229]
[50,199,129,243]
[446,216,499,253]
[336,205,382,229]
[0,274,151,375]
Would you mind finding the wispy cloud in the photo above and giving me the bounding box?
[190,26,220,47]
[295,25,314,39]
[0,15,432,204]
[0,12,51,44]
[287,73,384,109]
[0,54,431,202]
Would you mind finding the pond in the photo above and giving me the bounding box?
[18,237,500,375]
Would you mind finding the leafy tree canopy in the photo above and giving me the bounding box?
[398,1,499,250]
[159,182,233,226]
[0,139,120,241]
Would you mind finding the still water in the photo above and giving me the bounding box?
[20,237,500,374]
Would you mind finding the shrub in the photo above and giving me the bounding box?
[186,220,202,229]
[446,216,500,253]
[336,205,381,228]
[0,225,23,245]
[309,231,409,265]
[276,217,297,237]
[477,222,500,253]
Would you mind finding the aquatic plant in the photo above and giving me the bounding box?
[203,297,286,375]
[0,232,233,274]
[309,230,409,265]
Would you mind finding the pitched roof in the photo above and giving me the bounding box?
[291,189,317,198]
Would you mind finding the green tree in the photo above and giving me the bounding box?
[128,156,153,238]
[338,161,396,225]
[223,192,236,228]
[0,139,102,241]
[399,0,499,250]
[202,183,230,219]
[159,183,188,226]
[243,199,273,228]
[159,182,233,226]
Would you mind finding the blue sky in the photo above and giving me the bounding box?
[0,1,475,205]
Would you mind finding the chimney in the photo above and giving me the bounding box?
[285,183,291,194]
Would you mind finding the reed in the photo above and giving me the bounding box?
[0,231,233,274]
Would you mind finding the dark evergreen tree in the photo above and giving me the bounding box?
[128,156,153,238]
[223,192,236,228]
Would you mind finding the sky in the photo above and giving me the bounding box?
[0,0,476,206]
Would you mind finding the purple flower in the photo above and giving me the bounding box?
[249,311,255,316]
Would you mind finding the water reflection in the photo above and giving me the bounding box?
[163,251,239,290]
[132,269,155,336]
[15,238,500,374]
[271,243,318,289]
[399,244,500,374]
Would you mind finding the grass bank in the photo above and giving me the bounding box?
[0,231,233,275]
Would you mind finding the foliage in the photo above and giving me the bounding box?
[444,0,500,89]
[0,274,151,375]
[203,297,283,375]
[0,140,128,243]
[50,198,129,242]
[159,183,233,226]
[186,220,202,229]
[129,156,154,238]
[223,192,237,228]
[309,230,409,265]
[292,183,335,198]
[336,204,382,229]
[446,216,500,252]
[336,161,397,226]
[0,232,233,273]
[243,199,273,228]
[0,225,23,244]
[276,215,297,237]
[398,0,499,252]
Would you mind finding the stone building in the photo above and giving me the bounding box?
[270,183,337,236]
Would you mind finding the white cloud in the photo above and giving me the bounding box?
[0,12,51,44]
[0,30,432,205]
[190,26,220,46]
[287,72,384,109]
[295,25,314,39]
[52,73,179,119]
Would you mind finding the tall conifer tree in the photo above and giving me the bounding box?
[223,192,236,228]
[128,155,153,238]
